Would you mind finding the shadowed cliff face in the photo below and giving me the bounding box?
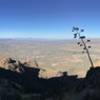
[0,58,100,100]
[0,58,79,100]
[0,58,78,92]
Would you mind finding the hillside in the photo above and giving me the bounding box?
[0,57,99,100]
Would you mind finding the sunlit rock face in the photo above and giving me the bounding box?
[0,57,25,73]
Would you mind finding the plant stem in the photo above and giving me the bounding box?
[78,32,94,68]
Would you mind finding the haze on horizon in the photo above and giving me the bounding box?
[0,0,100,39]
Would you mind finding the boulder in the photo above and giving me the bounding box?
[0,58,25,73]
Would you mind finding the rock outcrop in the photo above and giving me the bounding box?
[0,58,100,100]
[0,57,25,73]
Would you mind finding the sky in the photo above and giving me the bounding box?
[0,0,100,39]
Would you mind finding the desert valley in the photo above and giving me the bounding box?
[0,38,99,78]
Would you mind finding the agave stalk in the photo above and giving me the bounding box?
[72,26,94,68]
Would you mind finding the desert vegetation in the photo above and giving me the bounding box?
[72,26,94,67]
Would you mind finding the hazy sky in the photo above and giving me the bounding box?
[0,0,100,39]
